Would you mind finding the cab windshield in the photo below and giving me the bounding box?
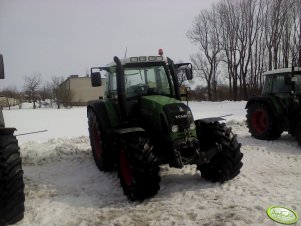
[262,73,301,94]
[108,65,172,98]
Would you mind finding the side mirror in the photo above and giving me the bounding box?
[91,72,102,87]
[0,54,4,79]
[185,68,193,80]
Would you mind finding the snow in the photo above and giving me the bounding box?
[3,101,301,226]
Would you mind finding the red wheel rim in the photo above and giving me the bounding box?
[252,109,268,133]
[93,123,102,158]
[119,149,133,186]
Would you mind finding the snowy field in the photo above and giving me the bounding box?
[3,101,301,226]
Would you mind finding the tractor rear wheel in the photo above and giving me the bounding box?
[0,135,25,225]
[294,123,301,147]
[88,109,115,171]
[246,102,282,140]
[196,121,243,183]
[117,133,160,201]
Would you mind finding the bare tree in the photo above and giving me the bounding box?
[24,73,42,109]
[46,76,74,108]
[46,76,63,108]
[263,0,292,70]
[186,0,301,100]
[236,0,263,99]
[217,0,241,100]
[187,6,221,101]
[290,0,301,66]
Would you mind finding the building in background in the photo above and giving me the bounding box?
[59,75,105,106]
[0,96,19,108]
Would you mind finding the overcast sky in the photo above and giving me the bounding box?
[0,0,218,90]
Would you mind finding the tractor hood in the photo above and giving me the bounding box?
[140,95,184,120]
[141,95,181,106]
[140,95,195,138]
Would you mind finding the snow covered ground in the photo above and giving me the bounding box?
[3,101,301,226]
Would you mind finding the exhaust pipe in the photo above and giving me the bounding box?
[114,56,127,122]
[167,57,181,100]
[0,54,4,79]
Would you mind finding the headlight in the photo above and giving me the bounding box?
[171,125,179,133]
[190,122,196,130]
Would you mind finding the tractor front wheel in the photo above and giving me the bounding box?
[196,121,243,183]
[0,135,25,225]
[117,134,160,201]
[246,102,282,140]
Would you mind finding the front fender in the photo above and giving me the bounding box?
[195,117,225,124]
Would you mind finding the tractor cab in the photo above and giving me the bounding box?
[246,67,301,143]
[262,67,301,96]
[104,57,175,99]
[91,55,192,100]
[90,55,193,125]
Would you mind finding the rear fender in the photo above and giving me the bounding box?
[87,100,120,129]
[87,100,110,126]
[114,127,145,135]
[0,128,16,136]
[245,96,282,118]
[0,109,4,127]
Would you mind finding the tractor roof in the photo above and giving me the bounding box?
[263,67,301,76]
[106,56,166,67]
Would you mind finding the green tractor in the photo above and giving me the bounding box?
[246,67,301,144]
[87,54,243,201]
[0,55,25,225]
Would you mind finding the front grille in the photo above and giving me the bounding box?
[163,103,192,131]
[174,115,190,130]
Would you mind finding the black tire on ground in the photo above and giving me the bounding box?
[0,135,25,225]
[117,133,161,201]
[88,109,115,171]
[196,121,243,183]
[294,123,301,147]
[246,102,282,140]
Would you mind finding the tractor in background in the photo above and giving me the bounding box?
[246,67,301,145]
[0,54,25,225]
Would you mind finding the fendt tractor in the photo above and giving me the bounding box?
[87,52,243,201]
[0,55,25,225]
[246,67,301,145]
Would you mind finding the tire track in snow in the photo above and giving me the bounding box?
[16,121,301,226]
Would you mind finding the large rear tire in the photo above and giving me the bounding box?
[294,122,301,147]
[196,121,243,183]
[88,109,115,171]
[0,135,25,225]
[117,133,160,201]
[246,102,282,140]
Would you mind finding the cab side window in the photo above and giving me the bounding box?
[262,76,273,94]
[272,74,290,93]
